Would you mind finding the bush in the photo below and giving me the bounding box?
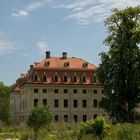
[79,116,110,139]
[27,104,52,140]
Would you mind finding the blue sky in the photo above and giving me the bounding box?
[0,0,139,86]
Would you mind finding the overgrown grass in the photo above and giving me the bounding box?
[0,122,140,140]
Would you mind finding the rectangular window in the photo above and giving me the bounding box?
[43,99,47,106]
[93,99,98,108]
[74,115,78,122]
[34,99,38,107]
[83,115,87,122]
[101,90,105,94]
[83,89,87,94]
[54,115,59,122]
[34,88,38,93]
[73,89,77,94]
[73,100,78,108]
[94,114,98,119]
[93,89,97,94]
[54,89,58,94]
[64,115,68,122]
[83,100,87,108]
[43,89,47,93]
[64,89,68,94]
[54,99,59,108]
[64,99,68,108]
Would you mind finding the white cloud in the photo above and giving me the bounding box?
[0,37,20,55]
[57,0,140,25]
[12,10,29,17]
[37,41,49,55]
[12,0,53,17]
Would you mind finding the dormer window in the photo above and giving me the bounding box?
[34,75,38,81]
[83,63,88,68]
[42,75,47,82]
[45,61,50,67]
[64,62,70,67]
[63,75,68,82]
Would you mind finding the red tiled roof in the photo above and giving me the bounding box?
[34,57,96,70]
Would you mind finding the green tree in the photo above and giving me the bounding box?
[0,82,11,124]
[27,104,52,140]
[98,6,140,122]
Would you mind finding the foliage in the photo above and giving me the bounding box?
[0,82,12,124]
[79,116,110,139]
[98,6,140,122]
[27,104,52,139]
[0,122,140,140]
[117,125,134,140]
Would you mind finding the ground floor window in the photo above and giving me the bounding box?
[54,115,59,122]
[64,115,68,122]
[83,115,87,122]
[74,115,78,122]
[34,99,38,106]
[94,114,98,119]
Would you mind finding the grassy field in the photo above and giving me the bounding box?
[0,122,140,140]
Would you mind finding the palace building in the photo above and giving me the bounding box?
[10,51,107,123]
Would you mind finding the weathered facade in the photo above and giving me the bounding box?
[10,52,108,123]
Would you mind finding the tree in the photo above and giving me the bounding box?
[27,105,52,140]
[98,6,140,122]
[0,82,11,124]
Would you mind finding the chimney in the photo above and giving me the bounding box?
[62,52,67,59]
[21,74,25,78]
[46,51,50,58]
[30,65,34,69]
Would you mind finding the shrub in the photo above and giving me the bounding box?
[79,116,110,139]
[27,104,52,140]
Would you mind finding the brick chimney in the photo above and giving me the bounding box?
[46,51,50,58]
[62,52,67,59]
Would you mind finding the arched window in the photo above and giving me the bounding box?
[63,75,68,82]
[34,75,38,81]
[34,99,38,106]
[42,75,47,82]
[54,75,58,82]
[82,75,86,83]
[73,75,77,83]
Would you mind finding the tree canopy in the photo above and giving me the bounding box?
[98,6,140,122]
[0,82,11,124]
[27,104,52,139]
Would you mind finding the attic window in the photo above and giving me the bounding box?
[64,62,70,67]
[83,63,88,68]
[45,61,50,67]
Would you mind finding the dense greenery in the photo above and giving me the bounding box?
[0,121,140,140]
[27,104,52,140]
[98,6,140,122]
[0,82,11,124]
[79,116,110,139]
